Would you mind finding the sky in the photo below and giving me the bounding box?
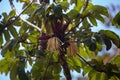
[0,0,120,80]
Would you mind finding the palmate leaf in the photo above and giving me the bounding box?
[84,4,109,24]
[89,5,109,17]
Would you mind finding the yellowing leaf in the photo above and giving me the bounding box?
[20,0,29,3]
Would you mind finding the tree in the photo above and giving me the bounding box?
[0,0,120,80]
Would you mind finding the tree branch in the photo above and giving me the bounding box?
[42,54,53,80]
[59,51,71,80]
[8,0,42,32]
[77,54,92,68]
[82,0,89,12]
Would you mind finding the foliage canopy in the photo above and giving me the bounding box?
[0,0,120,80]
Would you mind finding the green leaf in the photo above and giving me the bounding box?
[100,72,108,80]
[20,0,29,3]
[0,59,10,74]
[52,4,62,18]
[112,55,120,65]
[67,57,82,68]
[23,3,39,14]
[9,10,16,19]
[55,0,61,3]
[60,1,69,12]
[79,44,88,59]
[32,59,45,78]
[73,57,82,67]
[74,0,84,12]
[99,30,120,48]
[53,52,59,62]
[0,34,3,47]
[89,42,97,51]
[10,62,18,80]
[2,12,8,22]
[91,5,109,17]
[17,63,29,80]
[19,23,29,34]
[82,66,92,76]
[9,26,18,38]
[82,18,90,28]
[32,3,46,16]
[28,55,33,66]
[109,76,119,80]
[112,12,120,27]
[103,37,112,50]
[3,30,11,41]
[74,0,85,12]
[94,14,105,23]
[35,50,45,57]
[88,15,97,26]
[88,70,97,80]
[1,39,18,56]
[67,9,79,19]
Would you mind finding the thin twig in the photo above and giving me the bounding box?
[65,19,83,37]
[4,0,32,28]
[64,0,89,36]
[59,51,72,80]
[82,0,89,12]
[77,54,92,67]
[8,0,42,32]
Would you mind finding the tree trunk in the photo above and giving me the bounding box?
[59,51,71,80]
